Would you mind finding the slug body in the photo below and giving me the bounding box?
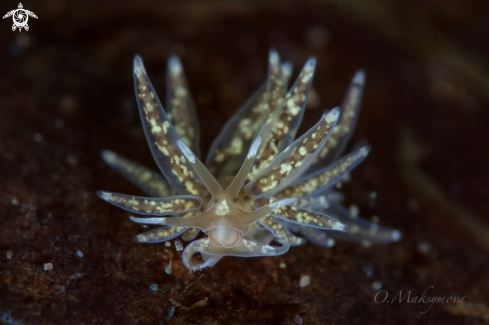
[98,50,401,271]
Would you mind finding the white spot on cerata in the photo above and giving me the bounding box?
[326,108,339,123]
[169,56,182,75]
[333,222,346,231]
[353,70,365,85]
[215,200,230,216]
[360,146,369,156]
[280,163,293,174]
[100,191,112,200]
[269,50,279,65]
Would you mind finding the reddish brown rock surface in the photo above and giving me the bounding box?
[1,1,488,324]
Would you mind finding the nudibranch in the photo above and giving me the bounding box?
[98,50,401,271]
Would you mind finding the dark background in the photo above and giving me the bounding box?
[1,0,488,324]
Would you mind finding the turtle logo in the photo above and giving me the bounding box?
[3,3,38,32]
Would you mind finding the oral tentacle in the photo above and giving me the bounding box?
[225,136,262,199]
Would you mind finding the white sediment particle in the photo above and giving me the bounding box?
[418,241,431,253]
[325,238,335,247]
[165,260,172,275]
[279,262,286,269]
[299,275,310,288]
[174,239,183,251]
[43,263,53,271]
[150,283,158,291]
[6,251,13,259]
[370,191,378,201]
[76,249,84,258]
[362,264,374,277]
[294,315,303,325]
[361,240,372,248]
[166,305,176,322]
[165,241,171,247]
[392,230,402,242]
[33,133,43,142]
[371,281,382,291]
[349,204,360,218]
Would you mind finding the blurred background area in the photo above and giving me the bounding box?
[1,0,489,324]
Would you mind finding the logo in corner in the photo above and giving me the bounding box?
[3,3,38,32]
